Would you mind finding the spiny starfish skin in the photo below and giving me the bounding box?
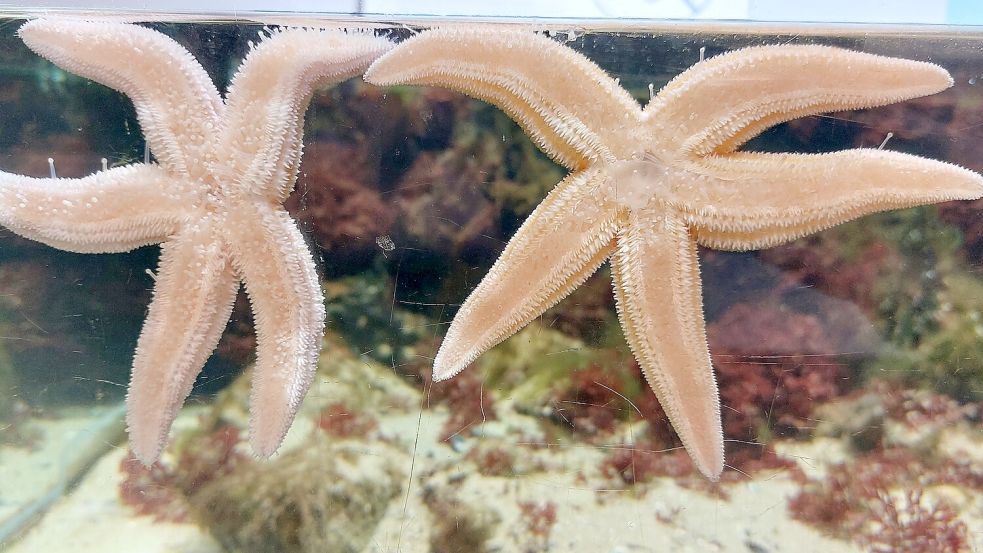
[0,19,392,464]
[365,27,983,480]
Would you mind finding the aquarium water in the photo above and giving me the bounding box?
[0,6,982,553]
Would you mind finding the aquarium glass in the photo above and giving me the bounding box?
[1,10,982,553]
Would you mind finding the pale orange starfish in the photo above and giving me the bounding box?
[366,27,983,479]
[0,19,391,464]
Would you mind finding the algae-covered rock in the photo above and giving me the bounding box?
[814,392,887,452]
[475,324,594,406]
[188,440,405,553]
[756,203,979,404]
[307,331,421,418]
[761,206,960,349]
[323,271,429,368]
[876,207,962,349]
[423,479,501,553]
[197,329,420,443]
[873,272,983,402]
[390,94,562,263]
[119,328,424,534]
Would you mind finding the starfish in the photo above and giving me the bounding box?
[365,27,983,480]
[0,19,391,464]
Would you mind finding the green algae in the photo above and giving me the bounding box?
[475,325,593,404]
[875,207,962,349]
[473,323,645,426]
[323,271,429,368]
[873,272,983,402]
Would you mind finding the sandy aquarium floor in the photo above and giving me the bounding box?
[3,322,983,553]
[0,361,907,553]
[2,418,862,553]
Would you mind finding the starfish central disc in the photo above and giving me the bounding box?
[604,158,673,211]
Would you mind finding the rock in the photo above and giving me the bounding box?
[814,392,887,452]
[423,479,501,553]
[188,439,405,553]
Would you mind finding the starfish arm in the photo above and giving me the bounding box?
[683,150,983,250]
[364,27,643,170]
[126,226,239,464]
[0,164,198,253]
[222,29,392,201]
[645,45,953,156]
[19,19,222,175]
[433,167,620,380]
[610,212,723,480]
[230,205,325,458]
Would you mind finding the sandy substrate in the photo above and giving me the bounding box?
[364,439,863,553]
[5,446,221,553]
[1,403,127,539]
[1,410,105,525]
[18,353,978,553]
[2,404,867,553]
[1,407,219,552]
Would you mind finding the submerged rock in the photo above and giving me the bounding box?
[188,440,405,553]
[286,141,396,265]
[423,479,501,553]
[322,271,429,368]
[875,272,983,402]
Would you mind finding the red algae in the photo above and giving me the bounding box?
[316,402,378,438]
[467,445,516,477]
[429,369,497,442]
[286,141,395,261]
[761,238,893,315]
[789,448,980,552]
[862,489,968,553]
[550,365,628,437]
[118,456,188,523]
[709,303,849,441]
[118,425,247,522]
[590,302,848,488]
[518,500,557,549]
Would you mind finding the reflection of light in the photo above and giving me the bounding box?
[14,0,364,12]
[592,0,749,19]
[684,0,713,14]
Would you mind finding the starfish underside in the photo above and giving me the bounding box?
[0,19,392,463]
[365,27,983,480]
